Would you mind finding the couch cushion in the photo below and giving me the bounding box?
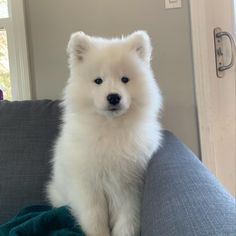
[0,100,61,224]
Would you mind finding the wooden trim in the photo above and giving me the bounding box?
[189,0,217,172]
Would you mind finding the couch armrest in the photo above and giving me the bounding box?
[141,130,236,236]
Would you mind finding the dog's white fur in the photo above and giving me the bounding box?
[47,31,162,236]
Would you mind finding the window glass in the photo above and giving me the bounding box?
[0,29,12,100]
[0,0,9,19]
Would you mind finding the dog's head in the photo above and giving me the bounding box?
[65,31,161,118]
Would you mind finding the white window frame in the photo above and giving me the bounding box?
[0,0,31,100]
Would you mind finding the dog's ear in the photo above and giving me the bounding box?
[67,32,90,62]
[127,31,152,63]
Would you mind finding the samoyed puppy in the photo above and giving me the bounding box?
[47,31,162,236]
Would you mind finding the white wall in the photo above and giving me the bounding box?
[24,0,200,155]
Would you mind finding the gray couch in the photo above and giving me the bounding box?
[0,100,235,235]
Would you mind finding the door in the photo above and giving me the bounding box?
[190,0,236,196]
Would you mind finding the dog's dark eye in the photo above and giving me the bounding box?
[94,78,103,85]
[121,76,129,84]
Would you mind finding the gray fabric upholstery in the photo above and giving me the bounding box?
[141,131,236,236]
[0,100,61,224]
[0,100,235,236]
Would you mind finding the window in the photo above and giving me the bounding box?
[0,29,11,100]
[0,0,31,100]
[0,0,8,18]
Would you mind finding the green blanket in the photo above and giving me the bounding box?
[0,205,85,236]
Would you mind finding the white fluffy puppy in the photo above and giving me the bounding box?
[47,31,162,236]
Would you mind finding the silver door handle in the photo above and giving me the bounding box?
[214,27,236,78]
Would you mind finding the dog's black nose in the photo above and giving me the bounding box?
[107,93,121,106]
